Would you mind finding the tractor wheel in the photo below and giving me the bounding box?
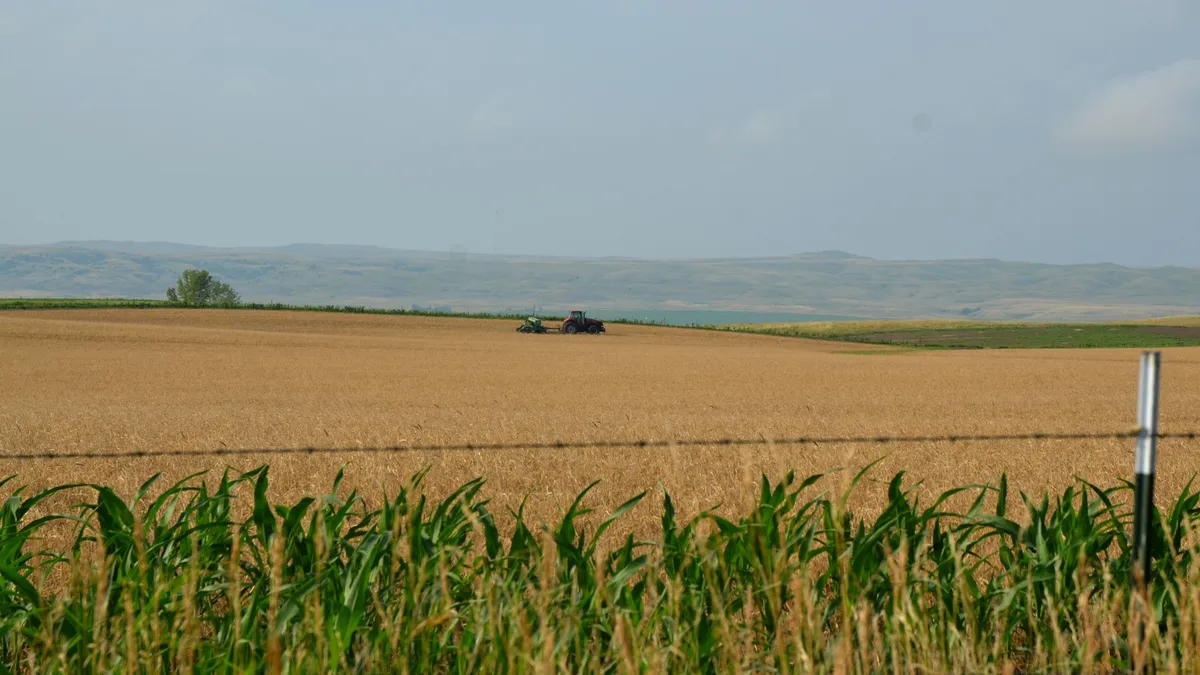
[563,322,579,334]
[587,324,600,335]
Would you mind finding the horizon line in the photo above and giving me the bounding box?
[3,239,1194,270]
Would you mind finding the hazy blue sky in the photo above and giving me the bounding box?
[2,1,1199,265]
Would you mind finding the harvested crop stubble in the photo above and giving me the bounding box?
[3,309,1200,542]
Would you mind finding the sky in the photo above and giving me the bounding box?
[2,1,1199,266]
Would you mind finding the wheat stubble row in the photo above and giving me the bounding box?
[3,309,1200,539]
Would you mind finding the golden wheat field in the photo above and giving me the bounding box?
[3,308,1200,540]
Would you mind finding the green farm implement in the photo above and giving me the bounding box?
[515,317,549,333]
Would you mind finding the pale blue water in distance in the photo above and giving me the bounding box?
[595,309,874,326]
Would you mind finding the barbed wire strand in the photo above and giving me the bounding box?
[2,430,1198,462]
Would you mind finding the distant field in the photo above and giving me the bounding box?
[0,297,656,326]
[0,297,527,318]
[5,307,1200,524]
[12,300,1200,349]
[0,297,172,309]
[726,317,1200,349]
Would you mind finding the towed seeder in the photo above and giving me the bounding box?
[515,317,550,333]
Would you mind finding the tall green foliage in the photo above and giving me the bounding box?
[2,465,1199,672]
[166,269,241,306]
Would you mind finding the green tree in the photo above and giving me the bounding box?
[166,269,241,306]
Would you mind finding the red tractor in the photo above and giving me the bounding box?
[561,309,605,334]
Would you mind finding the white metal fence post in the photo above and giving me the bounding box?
[1132,350,1161,589]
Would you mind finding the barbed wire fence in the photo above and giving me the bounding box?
[1,430,1199,463]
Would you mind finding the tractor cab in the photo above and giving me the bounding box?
[558,308,605,334]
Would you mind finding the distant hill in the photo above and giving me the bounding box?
[2,241,1198,321]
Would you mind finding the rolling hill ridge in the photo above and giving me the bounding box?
[3,241,1198,321]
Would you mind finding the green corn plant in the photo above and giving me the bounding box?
[4,464,1200,673]
[0,476,86,672]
